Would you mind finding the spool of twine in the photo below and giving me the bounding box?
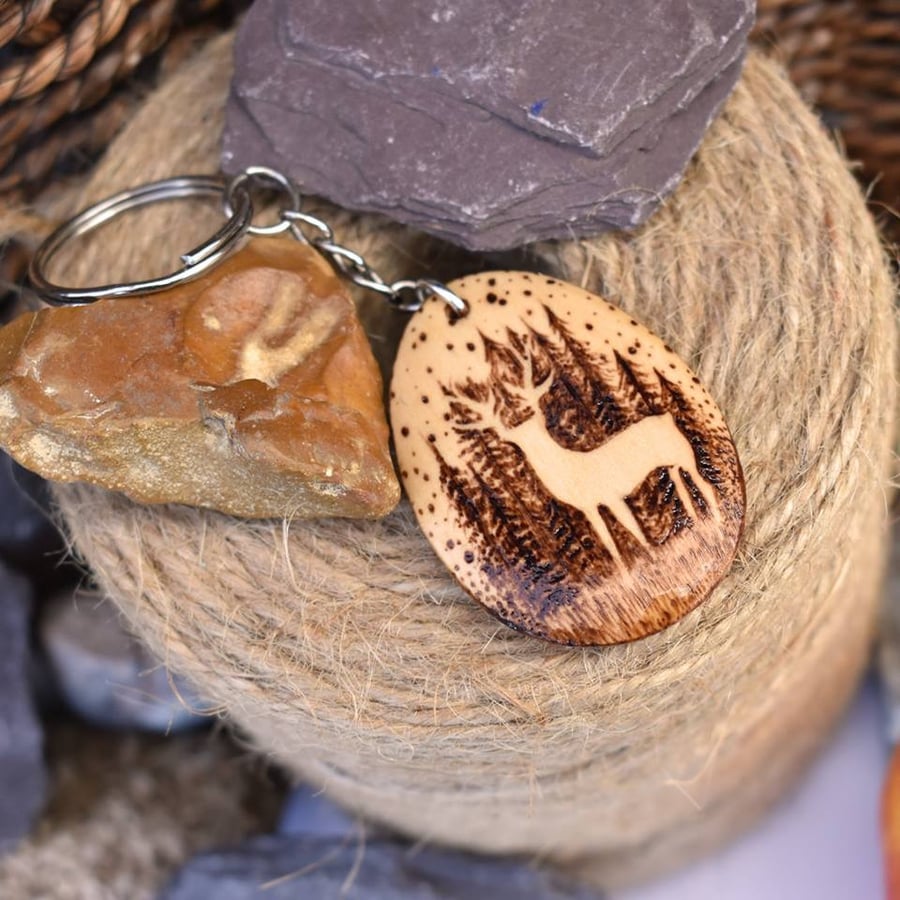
[31,33,896,888]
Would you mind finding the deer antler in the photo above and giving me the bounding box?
[446,327,551,432]
[447,378,491,427]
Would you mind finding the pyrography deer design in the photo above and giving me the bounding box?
[452,352,720,565]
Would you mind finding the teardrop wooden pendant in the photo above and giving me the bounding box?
[390,272,745,646]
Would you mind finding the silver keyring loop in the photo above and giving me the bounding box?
[224,166,301,237]
[28,175,253,306]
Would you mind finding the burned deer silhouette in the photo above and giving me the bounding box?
[448,328,720,565]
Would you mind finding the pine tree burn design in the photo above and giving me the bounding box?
[391,273,745,646]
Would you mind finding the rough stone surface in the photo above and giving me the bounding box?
[0,722,284,899]
[40,588,211,733]
[224,0,753,250]
[162,835,600,899]
[0,451,62,573]
[0,563,46,852]
[0,238,400,519]
[278,784,356,838]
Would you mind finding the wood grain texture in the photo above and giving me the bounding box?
[391,272,745,645]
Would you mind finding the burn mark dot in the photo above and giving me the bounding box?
[664,344,674,353]
[419,332,427,341]
[400,426,410,437]
[464,550,475,564]
[466,342,476,351]
[426,366,433,374]
[427,434,436,442]
[446,343,454,351]
[486,292,498,304]
[446,539,455,550]
[421,395,430,404]
[443,413,451,421]
[523,289,532,296]
[389,390,396,399]
[692,377,700,384]
[487,277,496,287]
[629,319,638,326]
[413,467,419,475]
[401,470,408,478]
[627,346,637,355]
[586,323,594,330]
[499,298,507,306]
[428,503,435,513]
[546,278,556,285]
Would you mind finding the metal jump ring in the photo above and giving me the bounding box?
[390,278,469,316]
[28,176,253,306]
[223,166,301,237]
[421,279,469,317]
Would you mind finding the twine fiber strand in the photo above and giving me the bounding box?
[44,35,897,888]
[0,0,142,104]
[0,0,240,203]
[0,0,177,151]
[0,0,56,48]
[0,91,136,195]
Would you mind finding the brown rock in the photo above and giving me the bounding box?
[0,239,400,519]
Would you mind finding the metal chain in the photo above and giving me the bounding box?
[227,166,468,317]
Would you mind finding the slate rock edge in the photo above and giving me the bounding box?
[223,0,754,250]
[0,563,46,852]
[40,588,211,733]
[161,835,601,900]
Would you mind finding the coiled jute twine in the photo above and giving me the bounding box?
[16,33,897,888]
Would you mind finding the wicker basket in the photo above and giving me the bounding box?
[0,0,243,199]
[755,1,900,240]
